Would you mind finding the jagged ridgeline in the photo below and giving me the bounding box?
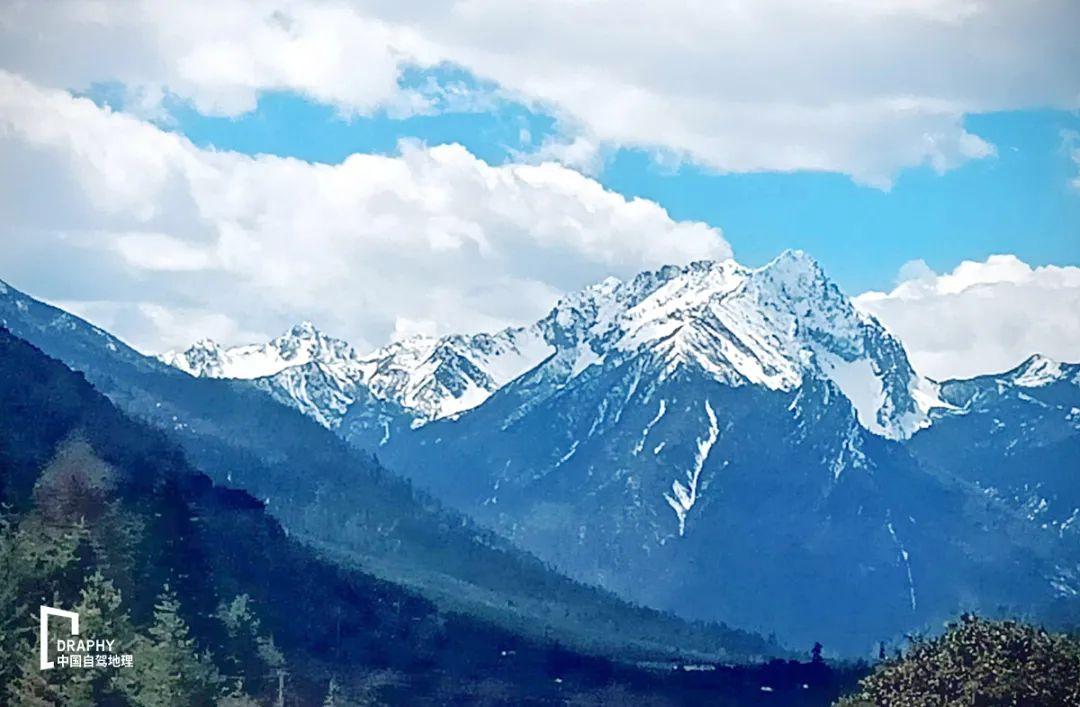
[0,329,864,704]
[0,280,780,667]
[153,252,1080,655]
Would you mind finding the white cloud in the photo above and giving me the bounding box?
[856,255,1080,380]
[0,0,423,118]
[0,71,728,353]
[2,1,1078,184]
[524,135,604,176]
[113,233,215,271]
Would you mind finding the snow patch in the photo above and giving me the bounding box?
[556,441,579,466]
[633,400,667,456]
[664,400,719,537]
[818,354,886,435]
[570,344,604,377]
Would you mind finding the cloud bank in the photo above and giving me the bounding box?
[3,0,1079,185]
[0,72,727,352]
[856,255,1080,380]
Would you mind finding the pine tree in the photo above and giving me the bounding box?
[215,594,285,699]
[7,638,66,707]
[6,599,77,707]
[3,513,89,704]
[124,585,221,707]
[61,571,137,704]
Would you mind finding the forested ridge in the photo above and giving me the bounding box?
[0,329,861,704]
[0,282,781,666]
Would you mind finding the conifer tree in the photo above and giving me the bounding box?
[216,593,285,698]
[61,571,137,704]
[125,585,221,707]
[3,513,89,704]
[0,513,29,693]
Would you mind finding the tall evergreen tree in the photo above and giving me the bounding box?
[3,513,89,705]
[0,513,29,693]
[215,593,285,699]
[125,585,220,707]
[63,571,137,704]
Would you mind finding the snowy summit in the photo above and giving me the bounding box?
[160,251,946,439]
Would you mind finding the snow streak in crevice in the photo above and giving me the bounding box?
[886,520,917,613]
[633,400,667,456]
[665,400,719,537]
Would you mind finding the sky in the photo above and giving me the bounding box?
[0,0,1078,379]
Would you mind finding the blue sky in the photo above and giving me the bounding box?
[116,83,1080,296]
[606,111,1080,292]
[3,0,1078,375]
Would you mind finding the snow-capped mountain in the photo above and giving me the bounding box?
[362,252,1078,653]
[6,262,1079,655]
[910,353,1080,531]
[159,322,381,429]
[161,250,943,443]
[160,320,554,429]
[2,279,779,666]
[355,328,553,422]
[159,321,361,380]
[1007,354,1077,388]
[525,250,942,440]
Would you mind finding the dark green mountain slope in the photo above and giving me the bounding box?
[0,329,859,705]
[0,280,773,664]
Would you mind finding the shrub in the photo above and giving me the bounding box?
[837,614,1080,706]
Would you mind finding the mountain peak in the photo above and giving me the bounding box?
[756,249,826,289]
[190,337,223,351]
[159,322,359,381]
[360,325,554,422]
[388,332,438,347]
[1010,353,1065,387]
[531,252,931,439]
[287,320,322,338]
[773,247,811,262]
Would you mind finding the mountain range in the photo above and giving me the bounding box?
[153,251,1080,655]
[1,326,859,704]
[5,251,1078,657]
[159,319,553,427]
[0,277,775,666]
[160,251,942,441]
